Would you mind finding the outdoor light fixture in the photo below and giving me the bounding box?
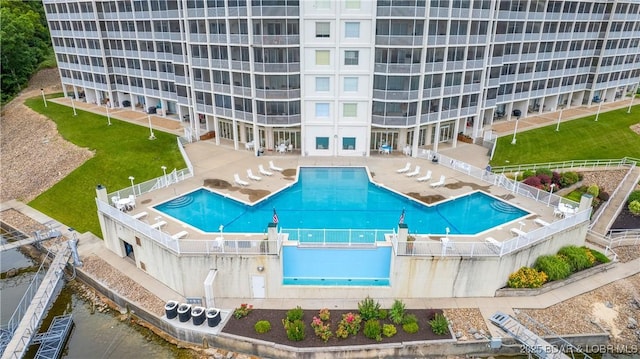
[70,97,77,116]
[106,104,112,126]
[257,266,264,272]
[128,176,135,196]
[41,88,47,108]
[148,115,156,140]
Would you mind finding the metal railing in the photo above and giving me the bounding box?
[490,157,636,174]
[396,210,590,257]
[280,228,394,245]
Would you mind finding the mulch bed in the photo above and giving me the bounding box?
[610,206,640,230]
[221,309,450,348]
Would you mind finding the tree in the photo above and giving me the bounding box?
[0,0,51,103]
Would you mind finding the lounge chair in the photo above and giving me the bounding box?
[430,175,446,188]
[485,237,502,249]
[132,211,148,220]
[234,173,249,186]
[534,218,550,227]
[247,169,262,181]
[269,160,283,172]
[416,170,432,182]
[510,228,527,237]
[127,195,136,209]
[258,164,273,176]
[151,221,167,230]
[171,230,189,240]
[406,165,421,177]
[396,162,411,174]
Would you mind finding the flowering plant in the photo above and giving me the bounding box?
[318,308,330,321]
[335,312,361,339]
[233,303,253,319]
[310,316,333,342]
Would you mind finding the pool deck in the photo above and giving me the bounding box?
[130,140,556,245]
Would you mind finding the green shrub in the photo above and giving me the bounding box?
[358,296,380,321]
[382,324,397,338]
[534,255,571,281]
[629,200,640,215]
[522,170,536,180]
[628,190,640,204]
[559,171,580,187]
[535,168,553,178]
[507,267,548,288]
[378,309,388,320]
[363,319,382,341]
[557,245,594,272]
[335,312,362,339]
[286,306,304,321]
[254,320,271,334]
[388,299,406,325]
[589,248,611,264]
[402,321,420,334]
[586,184,600,198]
[282,319,306,341]
[402,314,418,325]
[429,313,449,335]
[598,191,610,201]
[233,303,253,319]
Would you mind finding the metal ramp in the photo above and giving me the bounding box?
[490,312,576,359]
[32,315,73,359]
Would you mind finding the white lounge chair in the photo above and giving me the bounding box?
[534,218,550,227]
[127,195,136,209]
[416,170,432,182]
[171,230,189,240]
[269,160,283,172]
[258,164,273,176]
[247,169,262,181]
[132,211,148,220]
[485,237,502,249]
[151,221,167,230]
[406,165,421,177]
[396,162,411,174]
[234,173,249,186]
[430,175,446,188]
[510,228,527,237]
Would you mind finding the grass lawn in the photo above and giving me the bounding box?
[491,105,640,166]
[25,95,186,236]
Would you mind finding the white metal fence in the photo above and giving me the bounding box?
[280,228,394,245]
[490,158,636,174]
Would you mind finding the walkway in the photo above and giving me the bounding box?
[590,166,640,235]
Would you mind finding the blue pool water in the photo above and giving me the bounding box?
[154,167,528,235]
[282,246,391,286]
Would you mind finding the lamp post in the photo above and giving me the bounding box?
[555,109,563,131]
[513,172,519,193]
[106,104,112,125]
[548,183,556,206]
[511,119,519,145]
[40,89,47,108]
[628,85,637,114]
[445,227,450,239]
[71,97,77,116]
[128,176,135,196]
[147,115,156,140]
[161,165,167,187]
[595,100,603,122]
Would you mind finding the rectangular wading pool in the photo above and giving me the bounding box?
[282,246,392,286]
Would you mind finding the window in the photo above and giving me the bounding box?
[316,77,329,91]
[344,50,359,65]
[316,137,329,150]
[316,22,330,38]
[345,0,360,9]
[315,103,329,117]
[345,22,360,38]
[342,137,356,150]
[343,103,357,117]
[344,77,358,92]
[316,50,330,65]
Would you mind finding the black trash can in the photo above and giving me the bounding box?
[177,303,191,323]
[191,306,206,326]
[512,109,522,117]
[164,300,179,320]
[206,308,221,327]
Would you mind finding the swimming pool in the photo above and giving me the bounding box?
[282,246,391,286]
[154,167,528,235]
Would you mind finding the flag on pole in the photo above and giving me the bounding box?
[399,209,405,224]
[272,208,279,224]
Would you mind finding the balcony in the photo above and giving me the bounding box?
[253,35,300,46]
[372,90,419,101]
[254,89,301,99]
[376,6,426,17]
[376,35,423,46]
[371,115,417,127]
[253,63,300,73]
[251,6,299,17]
[256,114,301,126]
[374,63,421,74]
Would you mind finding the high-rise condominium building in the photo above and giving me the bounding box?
[44,0,640,156]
